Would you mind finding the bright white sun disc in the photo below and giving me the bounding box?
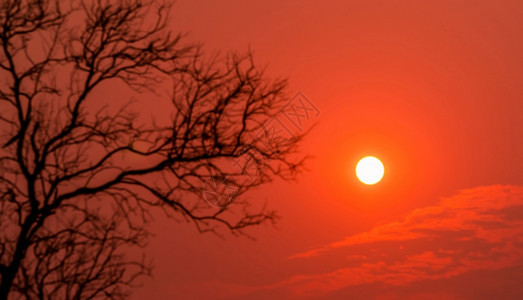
[356,156,384,185]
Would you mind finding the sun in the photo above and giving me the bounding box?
[356,156,384,185]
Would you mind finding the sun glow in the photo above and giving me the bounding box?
[356,156,384,185]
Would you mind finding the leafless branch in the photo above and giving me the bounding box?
[0,0,306,298]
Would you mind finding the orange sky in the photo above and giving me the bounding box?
[132,1,523,298]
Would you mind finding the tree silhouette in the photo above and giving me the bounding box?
[0,0,305,298]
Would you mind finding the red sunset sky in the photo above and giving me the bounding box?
[126,1,523,299]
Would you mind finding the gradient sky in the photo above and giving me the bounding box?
[132,1,523,299]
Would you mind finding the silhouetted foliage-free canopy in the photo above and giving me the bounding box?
[0,0,305,298]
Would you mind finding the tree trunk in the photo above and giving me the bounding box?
[0,215,35,300]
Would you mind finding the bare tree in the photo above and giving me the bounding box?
[0,0,305,298]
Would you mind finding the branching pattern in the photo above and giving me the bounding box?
[0,0,305,298]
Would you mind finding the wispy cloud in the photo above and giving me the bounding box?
[275,185,523,298]
[290,185,523,259]
[206,185,523,299]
